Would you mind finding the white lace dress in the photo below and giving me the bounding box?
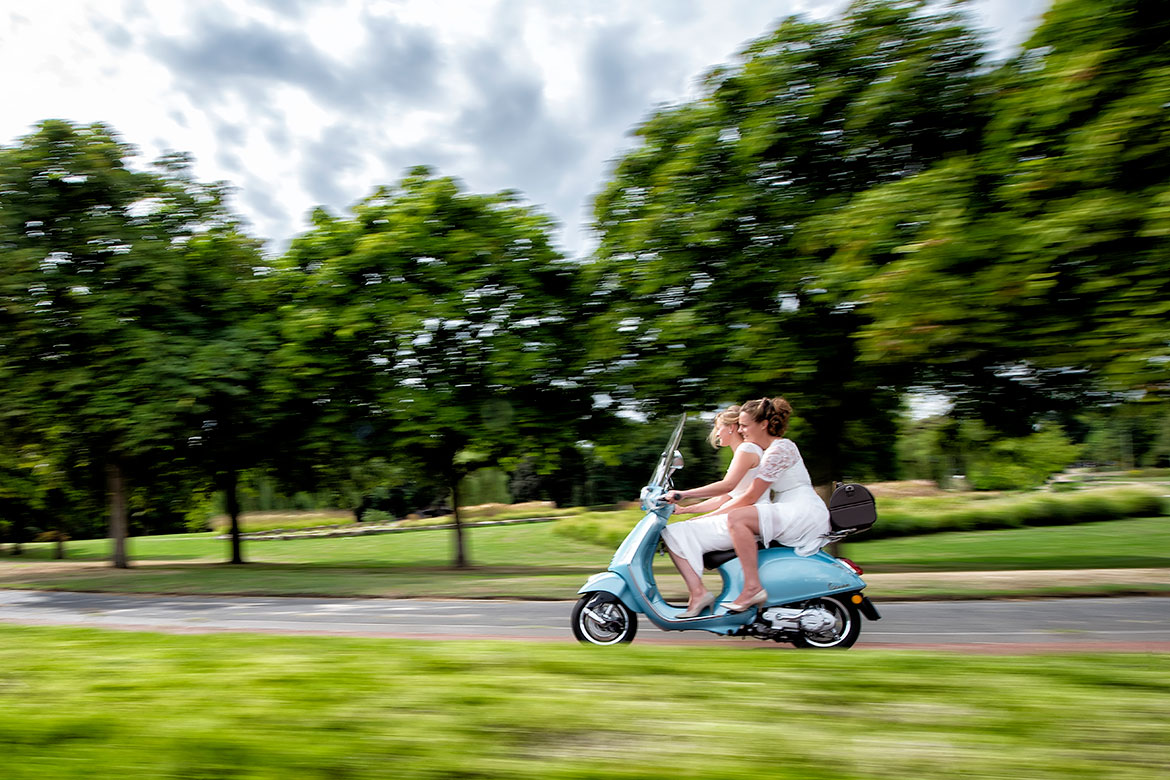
[661,438,830,574]
[754,438,830,557]
[661,442,766,576]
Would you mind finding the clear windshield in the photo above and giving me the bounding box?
[646,413,687,490]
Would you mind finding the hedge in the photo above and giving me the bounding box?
[870,486,1165,539]
[553,486,1168,548]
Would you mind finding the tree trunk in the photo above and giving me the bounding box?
[54,536,65,560]
[226,467,245,565]
[451,476,468,569]
[107,461,129,569]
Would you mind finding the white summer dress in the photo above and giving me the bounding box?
[661,438,830,576]
[753,438,830,557]
[661,441,766,577]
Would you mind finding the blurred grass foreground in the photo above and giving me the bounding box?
[1,624,1168,780]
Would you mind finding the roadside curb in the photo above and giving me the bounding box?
[2,583,1168,603]
[3,565,1167,602]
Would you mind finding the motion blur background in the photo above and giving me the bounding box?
[1,0,1167,566]
[2,5,1169,779]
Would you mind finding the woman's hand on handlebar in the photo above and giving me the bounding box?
[663,490,684,505]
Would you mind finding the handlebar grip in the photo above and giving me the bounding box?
[640,485,669,512]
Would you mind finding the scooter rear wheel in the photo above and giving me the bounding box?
[571,592,638,645]
[792,595,862,649]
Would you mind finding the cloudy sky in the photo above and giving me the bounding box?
[2,0,1050,258]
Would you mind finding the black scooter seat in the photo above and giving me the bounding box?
[702,540,785,571]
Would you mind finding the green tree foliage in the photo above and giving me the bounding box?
[0,121,269,565]
[4,0,1166,545]
[1080,399,1170,469]
[458,468,512,507]
[897,413,1084,490]
[896,413,962,486]
[816,0,1170,430]
[521,417,729,508]
[279,168,597,566]
[0,416,104,554]
[963,423,1082,490]
[586,0,987,482]
[173,226,287,564]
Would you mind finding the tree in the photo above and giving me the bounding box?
[1079,398,1170,469]
[0,395,109,554]
[962,422,1082,490]
[507,416,728,507]
[586,0,988,482]
[815,0,1170,428]
[0,121,267,566]
[169,225,287,565]
[280,168,597,566]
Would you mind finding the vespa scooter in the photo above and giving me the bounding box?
[571,415,881,648]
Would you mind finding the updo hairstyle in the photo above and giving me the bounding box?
[740,397,792,437]
[706,405,742,448]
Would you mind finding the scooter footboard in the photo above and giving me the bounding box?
[757,548,866,604]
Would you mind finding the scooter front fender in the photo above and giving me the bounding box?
[577,571,632,605]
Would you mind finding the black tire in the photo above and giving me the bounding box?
[571,592,638,645]
[792,595,862,649]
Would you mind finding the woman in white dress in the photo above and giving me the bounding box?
[660,405,765,617]
[718,397,830,611]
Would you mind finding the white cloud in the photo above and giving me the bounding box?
[0,0,1050,258]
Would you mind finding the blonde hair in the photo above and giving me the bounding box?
[707,405,742,448]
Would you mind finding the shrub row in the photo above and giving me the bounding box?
[552,510,646,549]
[553,487,1168,548]
[868,486,1166,539]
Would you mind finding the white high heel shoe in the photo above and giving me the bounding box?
[724,589,768,613]
[678,591,716,619]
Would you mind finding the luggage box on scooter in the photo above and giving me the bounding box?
[828,483,876,534]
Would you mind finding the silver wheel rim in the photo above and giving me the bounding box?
[578,599,630,645]
[802,598,852,648]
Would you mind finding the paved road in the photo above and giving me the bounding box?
[1,589,1167,650]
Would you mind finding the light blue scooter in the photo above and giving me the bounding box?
[572,415,881,648]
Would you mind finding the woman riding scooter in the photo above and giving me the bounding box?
[660,405,763,617]
[666,397,830,612]
[573,411,879,647]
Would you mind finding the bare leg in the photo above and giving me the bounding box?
[727,506,765,604]
[667,548,710,608]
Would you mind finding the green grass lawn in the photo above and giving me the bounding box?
[0,624,1167,779]
[1,517,1166,600]
[0,523,608,599]
[3,522,607,568]
[848,515,1170,571]
[209,510,355,533]
[208,502,582,534]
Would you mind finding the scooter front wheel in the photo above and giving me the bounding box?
[571,592,638,645]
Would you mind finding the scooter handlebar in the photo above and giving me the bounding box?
[639,484,671,513]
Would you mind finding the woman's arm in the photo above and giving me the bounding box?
[709,439,796,514]
[673,493,732,515]
[666,447,760,503]
[702,476,771,515]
